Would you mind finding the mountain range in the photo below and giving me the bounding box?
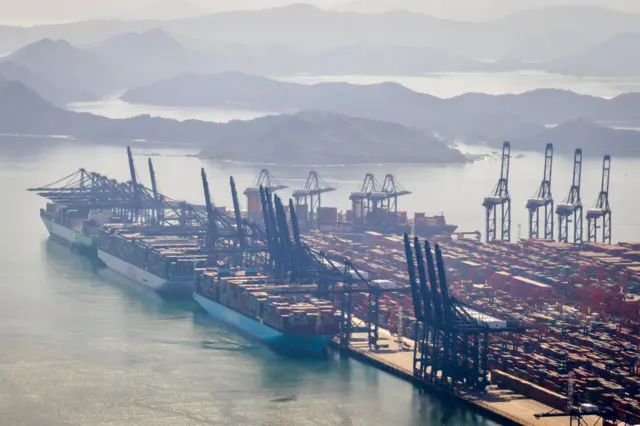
[343,0,640,20]
[121,71,640,143]
[546,32,640,77]
[0,79,465,165]
[86,28,207,86]
[0,31,493,104]
[199,110,466,164]
[3,71,638,159]
[493,119,640,156]
[1,4,640,63]
[0,60,93,104]
[1,38,126,103]
[2,12,639,107]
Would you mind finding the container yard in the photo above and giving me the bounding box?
[305,228,640,424]
[27,144,639,425]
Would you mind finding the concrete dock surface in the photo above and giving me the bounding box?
[341,325,603,426]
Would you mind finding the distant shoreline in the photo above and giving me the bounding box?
[0,133,474,166]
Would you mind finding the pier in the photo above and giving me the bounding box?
[333,325,602,426]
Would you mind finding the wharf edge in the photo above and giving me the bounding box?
[329,340,529,426]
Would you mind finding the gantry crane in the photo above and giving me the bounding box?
[557,149,583,245]
[535,371,620,425]
[127,146,141,220]
[147,158,165,224]
[404,234,522,390]
[349,173,382,229]
[526,144,554,240]
[244,169,288,223]
[350,173,411,231]
[483,142,511,242]
[377,174,411,214]
[292,170,336,227]
[587,155,612,244]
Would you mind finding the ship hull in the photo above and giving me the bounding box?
[194,293,333,356]
[42,217,97,256]
[97,249,194,298]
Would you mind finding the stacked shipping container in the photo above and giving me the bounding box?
[302,230,640,420]
[196,269,340,336]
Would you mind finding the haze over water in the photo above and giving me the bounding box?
[68,72,640,121]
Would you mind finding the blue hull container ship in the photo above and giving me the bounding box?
[194,269,339,356]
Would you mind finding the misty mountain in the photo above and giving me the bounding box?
[2,5,640,62]
[200,110,466,165]
[121,71,443,131]
[546,33,640,77]
[142,4,640,61]
[493,6,640,61]
[5,38,124,99]
[591,93,640,124]
[443,89,605,123]
[0,80,464,165]
[493,118,640,156]
[343,0,640,21]
[157,4,640,60]
[121,72,640,141]
[0,79,104,134]
[88,28,206,84]
[0,60,93,104]
[0,20,155,57]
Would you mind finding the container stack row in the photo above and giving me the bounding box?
[196,268,340,337]
[304,229,640,421]
[98,224,208,279]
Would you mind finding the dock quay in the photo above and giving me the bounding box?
[332,322,603,426]
[27,148,639,426]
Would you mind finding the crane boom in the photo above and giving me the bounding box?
[127,146,140,220]
[587,155,612,244]
[556,149,583,244]
[483,141,512,242]
[148,158,162,223]
[526,144,554,240]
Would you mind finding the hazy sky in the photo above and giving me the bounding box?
[2,0,640,25]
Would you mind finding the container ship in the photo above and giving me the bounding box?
[194,268,340,355]
[40,202,114,256]
[97,223,208,296]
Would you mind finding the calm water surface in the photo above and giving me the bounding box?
[0,140,503,425]
[67,93,277,122]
